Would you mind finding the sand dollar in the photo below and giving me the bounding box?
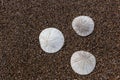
[72,16,95,36]
[39,28,64,53]
[70,51,96,75]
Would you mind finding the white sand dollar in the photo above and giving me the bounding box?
[72,16,95,36]
[70,51,96,75]
[39,28,64,53]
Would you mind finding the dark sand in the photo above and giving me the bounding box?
[0,0,120,80]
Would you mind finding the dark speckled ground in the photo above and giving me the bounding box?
[0,0,120,80]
